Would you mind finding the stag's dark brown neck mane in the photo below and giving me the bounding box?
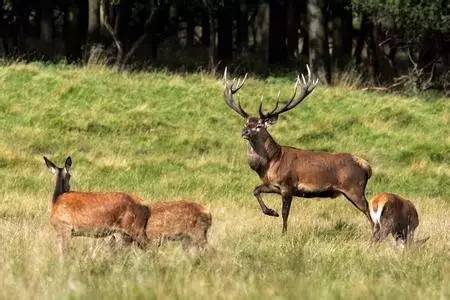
[247,130,281,178]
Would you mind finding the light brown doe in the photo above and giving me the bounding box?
[146,200,212,251]
[44,156,149,255]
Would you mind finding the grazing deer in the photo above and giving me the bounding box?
[370,192,428,248]
[146,201,212,251]
[44,156,149,255]
[223,66,373,233]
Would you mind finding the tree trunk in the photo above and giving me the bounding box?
[0,0,9,56]
[207,13,216,72]
[217,1,233,65]
[307,0,331,84]
[286,0,299,60]
[201,13,210,47]
[87,0,100,46]
[117,1,131,50]
[186,16,195,47]
[256,3,269,65]
[354,15,368,65]
[64,0,83,61]
[40,0,53,43]
[298,0,309,60]
[366,19,378,79]
[236,0,249,55]
[331,0,352,70]
[268,0,287,64]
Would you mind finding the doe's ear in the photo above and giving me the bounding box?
[65,156,72,171]
[44,156,58,175]
[264,115,279,127]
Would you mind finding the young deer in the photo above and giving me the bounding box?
[223,66,373,233]
[44,156,149,255]
[146,201,212,251]
[370,192,427,247]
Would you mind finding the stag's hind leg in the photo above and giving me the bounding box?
[281,195,293,234]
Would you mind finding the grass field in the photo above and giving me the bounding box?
[0,63,449,300]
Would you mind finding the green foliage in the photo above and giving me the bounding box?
[353,0,449,39]
[0,64,448,299]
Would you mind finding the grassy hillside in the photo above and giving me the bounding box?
[0,63,448,300]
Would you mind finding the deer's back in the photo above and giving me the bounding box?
[267,147,370,186]
[382,193,418,230]
[370,193,419,231]
[51,192,149,231]
[146,201,211,240]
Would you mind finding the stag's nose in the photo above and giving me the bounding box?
[241,128,250,138]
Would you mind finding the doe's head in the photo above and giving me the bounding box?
[223,66,318,140]
[44,156,72,192]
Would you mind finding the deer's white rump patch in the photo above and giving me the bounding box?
[369,203,385,225]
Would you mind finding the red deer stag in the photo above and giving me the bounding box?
[44,156,149,255]
[223,66,373,233]
[370,192,428,248]
[146,201,212,251]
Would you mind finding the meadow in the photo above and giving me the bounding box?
[0,63,448,300]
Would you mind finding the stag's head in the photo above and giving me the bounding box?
[223,66,319,141]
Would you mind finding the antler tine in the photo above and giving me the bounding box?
[262,65,318,118]
[266,90,281,116]
[232,73,248,93]
[258,95,265,118]
[223,67,249,118]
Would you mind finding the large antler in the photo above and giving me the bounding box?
[259,65,319,119]
[223,67,249,118]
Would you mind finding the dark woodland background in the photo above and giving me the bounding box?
[0,0,448,92]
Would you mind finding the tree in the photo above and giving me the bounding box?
[39,0,53,44]
[217,0,233,65]
[307,0,331,84]
[87,0,101,53]
[64,0,86,61]
[268,0,287,64]
[286,0,299,60]
[331,0,352,70]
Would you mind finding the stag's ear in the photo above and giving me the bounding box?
[44,156,58,175]
[264,115,279,127]
[65,156,72,173]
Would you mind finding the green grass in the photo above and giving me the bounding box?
[0,63,448,300]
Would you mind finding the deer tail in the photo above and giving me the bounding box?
[198,206,212,231]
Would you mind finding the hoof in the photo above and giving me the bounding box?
[264,208,279,217]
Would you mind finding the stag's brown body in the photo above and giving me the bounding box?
[370,192,421,247]
[223,66,373,233]
[146,201,211,250]
[247,124,372,232]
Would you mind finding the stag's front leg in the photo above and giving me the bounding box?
[253,184,280,217]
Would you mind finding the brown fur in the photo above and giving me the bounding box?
[223,69,372,234]
[44,157,149,255]
[244,118,373,233]
[145,201,211,251]
[51,192,150,253]
[370,193,421,247]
